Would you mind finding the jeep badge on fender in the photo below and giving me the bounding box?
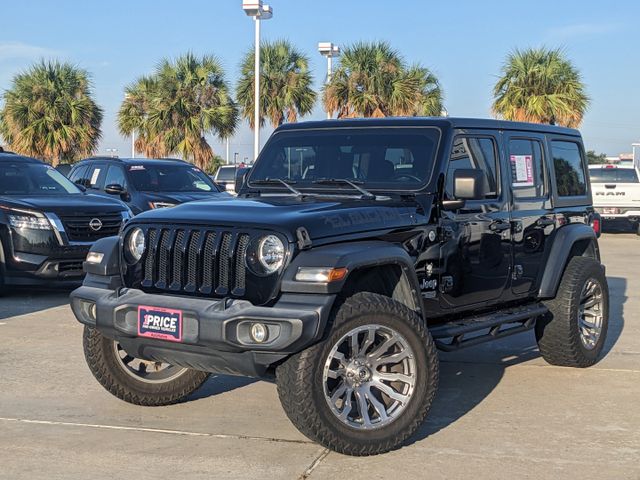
[70,117,608,456]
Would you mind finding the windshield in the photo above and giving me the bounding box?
[589,168,639,183]
[128,164,217,192]
[248,128,441,191]
[216,166,236,181]
[0,163,82,195]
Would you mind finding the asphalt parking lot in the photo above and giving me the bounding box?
[1,233,639,480]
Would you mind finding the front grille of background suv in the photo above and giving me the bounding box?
[61,213,123,242]
[139,226,252,297]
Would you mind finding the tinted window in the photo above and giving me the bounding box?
[104,165,127,188]
[86,164,106,189]
[249,128,441,190]
[446,136,499,199]
[69,165,88,185]
[128,164,215,192]
[589,168,639,183]
[508,138,546,198]
[552,141,587,197]
[216,167,236,181]
[0,163,82,195]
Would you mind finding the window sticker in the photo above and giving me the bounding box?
[129,165,145,171]
[510,155,534,187]
[90,168,101,186]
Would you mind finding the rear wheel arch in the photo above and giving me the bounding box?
[538,224,600,299]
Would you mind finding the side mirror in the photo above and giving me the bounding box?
[453,169,487,200]
[235,169,248,194]
[442,169,487,211]
[105,183,125,195]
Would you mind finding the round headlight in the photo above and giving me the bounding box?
[126,227,145,263]
[258,235,285,274]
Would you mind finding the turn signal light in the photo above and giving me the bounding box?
[295,267,348,283]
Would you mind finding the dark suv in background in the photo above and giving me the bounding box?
[69,157,227,215]
[0,152,130,288]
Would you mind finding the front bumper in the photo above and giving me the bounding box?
[70,286,335,378]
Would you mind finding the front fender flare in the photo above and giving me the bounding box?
[280,240,421,310]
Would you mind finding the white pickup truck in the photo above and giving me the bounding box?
[589,164,640,234]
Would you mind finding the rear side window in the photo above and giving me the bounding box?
[589,168,639,183]
[551,141,587,197]
[446,136,499,199]
[508,138,546,198]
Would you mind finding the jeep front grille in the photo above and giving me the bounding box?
[139,227,251,297]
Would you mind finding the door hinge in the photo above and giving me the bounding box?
[512,264,524,280]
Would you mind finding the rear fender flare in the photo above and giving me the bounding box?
[538,223,600,298]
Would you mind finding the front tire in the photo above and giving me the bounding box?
[276,292,439,456]
[536,256,609,367]
[83,326,210,406]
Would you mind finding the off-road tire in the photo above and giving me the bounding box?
[276,292,439,456]
[536,256,609,367]
[83,326,210,406]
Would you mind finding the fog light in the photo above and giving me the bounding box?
[250,323,268,343]
[88,303,97,321]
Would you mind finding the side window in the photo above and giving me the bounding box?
[508,138,546,198]
[86,164,106,189]
[446,136,499,199]
[104,165,127,188]
[551,141,587,197]
[69,165,88,185]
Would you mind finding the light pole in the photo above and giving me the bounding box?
[242,0,273,161]
[318,42,340,119]
[131,130,136,158]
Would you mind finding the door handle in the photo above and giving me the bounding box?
[536,217,555,227]
[490,220,511,232]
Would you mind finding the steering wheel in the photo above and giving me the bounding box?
[393,173,422,182]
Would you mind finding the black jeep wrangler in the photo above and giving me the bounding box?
[70,118,608,456]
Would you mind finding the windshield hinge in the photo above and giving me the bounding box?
[296,227,312,250]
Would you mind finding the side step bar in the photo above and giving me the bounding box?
[429,303,548,352]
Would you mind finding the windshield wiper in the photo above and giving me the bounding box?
[312,178,375,200]
[251,178,304,197]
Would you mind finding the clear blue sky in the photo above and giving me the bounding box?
[1,0,639,160]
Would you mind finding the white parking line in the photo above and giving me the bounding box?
[0,417,313,444]
[0,322,6,326]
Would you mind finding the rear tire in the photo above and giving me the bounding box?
[276,292,439,456]
[83,326,210,406]
[536,256,609,367]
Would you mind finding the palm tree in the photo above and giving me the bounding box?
[237,40,316,128]
[118,53,238,169]
[323,41,443,118]
[492,47,589,128]
[0,61,103,166]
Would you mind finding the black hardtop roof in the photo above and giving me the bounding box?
[275,117,581,137]
[78,157,189,165]
[0,152,43,164]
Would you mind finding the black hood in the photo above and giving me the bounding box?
[0,193,128,216]
[140,191,231,205]
[132,194,433,242]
